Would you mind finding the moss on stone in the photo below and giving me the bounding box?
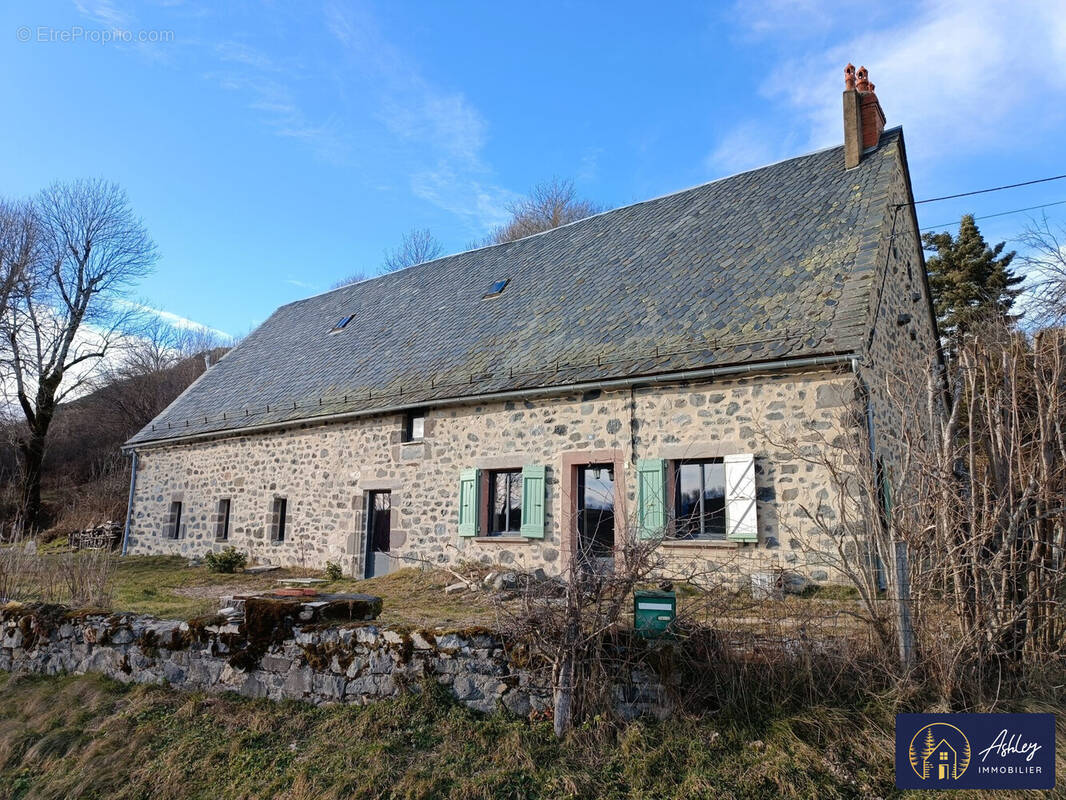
[227,597,299,671]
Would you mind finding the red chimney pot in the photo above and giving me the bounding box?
[843,62,887,167]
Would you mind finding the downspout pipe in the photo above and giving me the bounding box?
[121,449,138,556]
[852,357,915,669]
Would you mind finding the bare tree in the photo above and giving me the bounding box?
[0,179,157,531]
[330,228,445,289]
[0,200,40,331]
[329,271,370,290]
[381,228,443,273]
[909,321,1066,700]
[770,318,1066,702]
[1017,215,1066,326]
[96,317,228,435]
[487,178,602,244]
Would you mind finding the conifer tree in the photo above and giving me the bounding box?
[921,728,937,778]
[922,214,1023,339]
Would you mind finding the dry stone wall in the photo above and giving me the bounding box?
[0,604,577,716]
[128,367,860,584]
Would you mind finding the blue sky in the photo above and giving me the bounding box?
[3,0,1064,338]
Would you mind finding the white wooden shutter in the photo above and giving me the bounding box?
[724,453,758,543]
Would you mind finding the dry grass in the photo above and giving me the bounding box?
[0,544,116,610]
[109,556,497,626]
[1,672,1062,800]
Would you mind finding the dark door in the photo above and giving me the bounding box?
[365,491,392,578]
[577,463,615,566]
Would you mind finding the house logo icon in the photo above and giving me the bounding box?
[908,723,972,782]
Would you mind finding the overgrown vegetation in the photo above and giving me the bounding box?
[0,540,115,610]
[0,672,1061,800]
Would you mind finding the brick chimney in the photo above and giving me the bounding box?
[843,64,886,169]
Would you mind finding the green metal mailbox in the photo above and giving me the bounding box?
[633,589,676,637]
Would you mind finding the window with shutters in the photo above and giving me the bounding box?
[216,498,231,541]
[458,465,545,539]
[488,469,523,536]
[671,459,727,540]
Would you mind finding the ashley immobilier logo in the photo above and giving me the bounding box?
[896,713,1055,790]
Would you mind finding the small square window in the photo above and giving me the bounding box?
[216,498,231,541]
[330,314,354,332]
[404,410,426,442]
[482,279,509,298]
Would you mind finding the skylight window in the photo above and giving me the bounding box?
[330,314,354,333]
[483,279,509,299]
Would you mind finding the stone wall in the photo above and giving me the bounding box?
[0,604,577,716]
[861,137,941,470]
[128,367,862,584]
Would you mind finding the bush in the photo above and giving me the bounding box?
[204,547,247,574]
[325,561,343,581]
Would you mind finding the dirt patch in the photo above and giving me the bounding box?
[170,583,265,601]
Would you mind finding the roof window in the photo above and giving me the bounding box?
[483,279,509,299]
[330,314,354,332]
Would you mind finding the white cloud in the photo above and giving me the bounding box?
[214,40,280,72]
[705,120,797,176]
[322,1,513,231]
[711,0,1066,170]
[72,0,131,31]
[117,300,232,340]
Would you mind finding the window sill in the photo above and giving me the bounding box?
[474,536,531,544]
[661,539,742,549]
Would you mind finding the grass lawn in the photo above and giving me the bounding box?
[113,556,497,628]
[2,672,1062,800]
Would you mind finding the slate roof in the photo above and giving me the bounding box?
[128,128,906,446]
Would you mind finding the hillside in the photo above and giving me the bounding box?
[0,347,229,538]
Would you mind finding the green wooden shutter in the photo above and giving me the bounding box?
[458,468,480,537]
[520,465,546,538]
[724,453,758,542]
[637,458,666,539]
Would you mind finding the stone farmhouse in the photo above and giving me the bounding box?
[123,67,940,583]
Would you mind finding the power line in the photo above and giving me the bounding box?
[903,173,1066,207]
[919,199,1066,232]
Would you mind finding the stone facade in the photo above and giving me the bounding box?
[128,366,865,583]
[121,130,939,587]
[859,139,942,469]
[0,605,668,718]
